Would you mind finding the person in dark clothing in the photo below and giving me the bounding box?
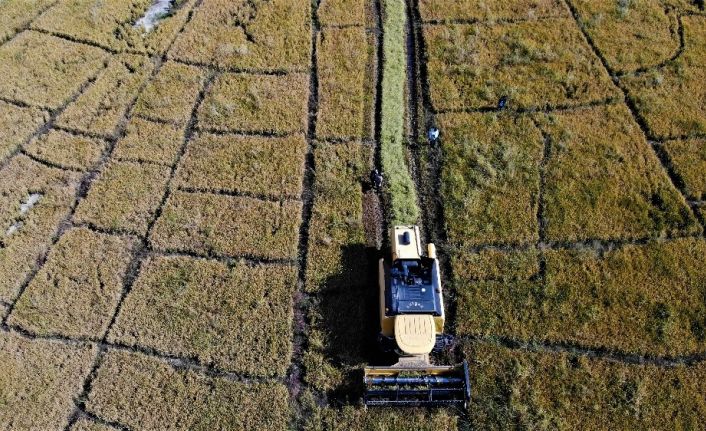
[498,96,508,110]
[370,169,383,191]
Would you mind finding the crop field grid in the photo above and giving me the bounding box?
[0,0,704,430]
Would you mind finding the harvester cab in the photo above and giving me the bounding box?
[364,225,471,408]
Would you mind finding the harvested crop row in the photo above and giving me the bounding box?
[134,61,208,125]
[113,117,185,166]
[25,129,107,171]
[32,0,196,55]
[175,133,307,200]
[86,350,291,430]
[465,341,706,428]
[74,160,171,235]
[438,112,543,248]
[418,0,568,22]
[8,228,137,339]
[455,237,706,356]
[150,190,302,260]
[57,54,154,137]
[169,0,311,71]
[423,19,621,111]
[0,155,80,302]
[0,100,47,165]
[317,27,374,141]
[536,104,698,242]
[0,0,56,42]
[109,255,297,377]
[197,72,309,135]
[380,0,420,225]
[0,332,96,430]
[0,31,108,110]
[572,0,679,73]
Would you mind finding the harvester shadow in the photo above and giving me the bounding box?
[315,244,397,404]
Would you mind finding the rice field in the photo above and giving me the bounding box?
[0,0,704,429]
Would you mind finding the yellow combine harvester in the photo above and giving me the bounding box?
[364,226,471,407]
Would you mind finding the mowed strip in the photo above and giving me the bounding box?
[0,31,108,110]
[317,27,373,141]
[438,112,543,248]
[0,155,80,303]
[74,161,170,235]
[86,350,291,430]
[25,129,108,171]
[465,342,706,428]
[56,54,155,137]
[31,0,196,54]
[169,0,311,71]
[306,406,459,430]
[175,133,307,200]
[418,0,568,22]
[455,237,706,356]
[536,104,699,242]
[8,228,137,339]
[423,19,620,111]
[0,100,47,164]
[113,117,185,166]
[150,191,301,260]
[109,256,296,377]
[0,332,96,430]
[197,73,309,135]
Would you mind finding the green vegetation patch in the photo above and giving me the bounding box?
[134,61,207,124]
[419,0,567,22]
[663,138,706,200]
[150,190,301,260]
[537,104,698,242]
[25,129,107,171]
[175,133,307,200]
[0,31,108,110]
[113,117,184,166]
[573,0,678,73]
[306,142,371,292]
[0,100,47,164]
[319,0,368,27]
[86,350,291,430]
[381,0,419,225]
[8,228,136,339]
[317,27,373,140]
[169,0,311,71]
[32,0,196,54]
[57,54,154,137]
[197,72,309,134]
[423,19,620,111]
[623,63,706,140]
[0,332,96,430]
[465,341,706,429]
[109,256,296,376]
[439,112,543,248]
[304,402,458,431]
[457,238,706,356]
[74,161,170,234]
[0,155,80,302]
[0,0,55,42]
